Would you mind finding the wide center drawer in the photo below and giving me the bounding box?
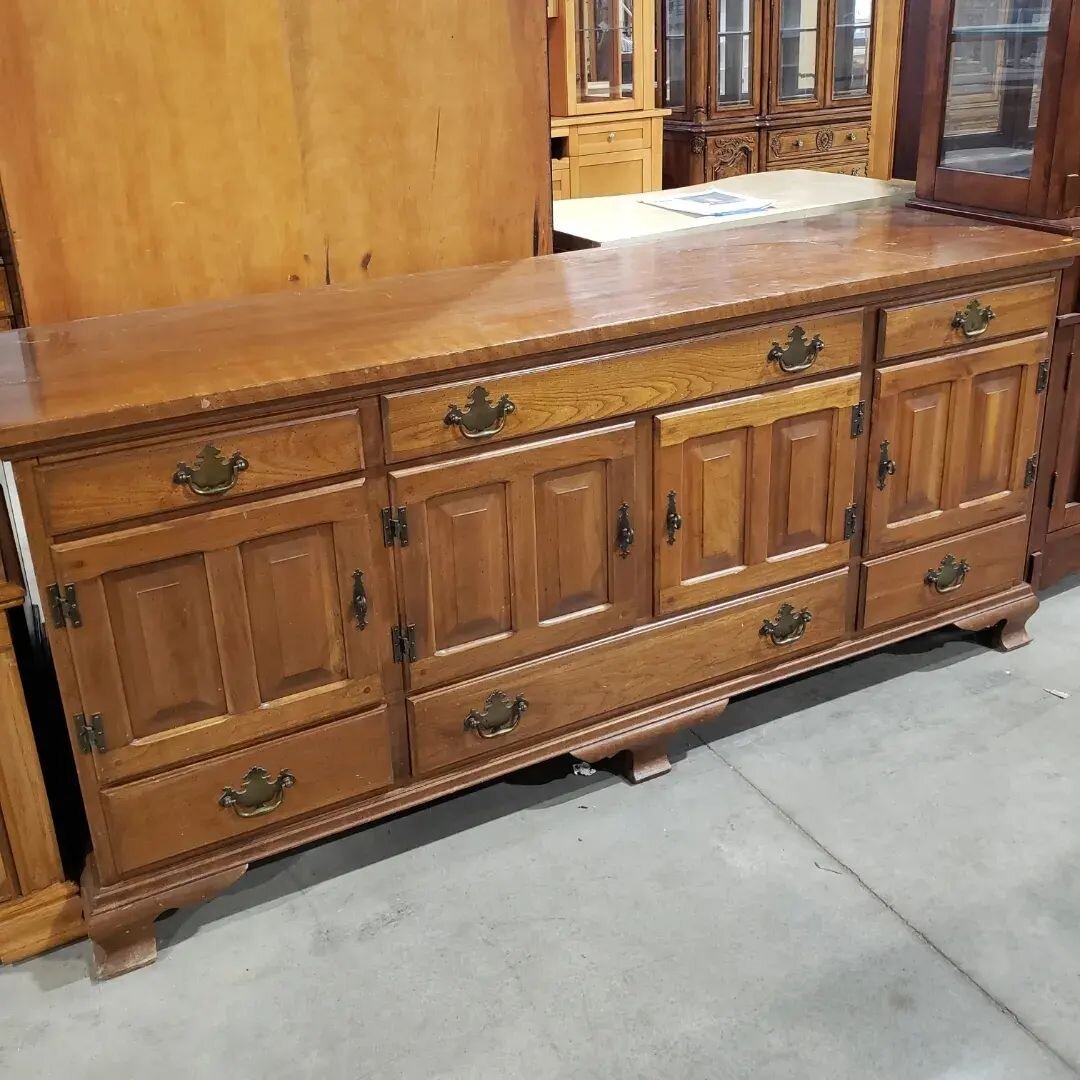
[767,123,869,163]
[408,569,850,776]
[100,707,394,875]
[382,311,864,461]
[37,410,365,534]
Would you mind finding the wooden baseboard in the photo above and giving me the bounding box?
[0,881,85,963]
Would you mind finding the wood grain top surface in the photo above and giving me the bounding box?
[0,207,1076,453]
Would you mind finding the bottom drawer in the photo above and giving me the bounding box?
[409,570,850,776]
[572,149,651,198]
[861,517,1028,631]
[101,708,395,875]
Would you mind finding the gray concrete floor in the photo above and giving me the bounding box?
[2,582,1079,1079]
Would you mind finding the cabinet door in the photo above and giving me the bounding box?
[865,335,1046,556]
[770,0,827,111]
[1049,326,1080,533]
[390,423,649,690]
[827,0,874,105]
[657,375,861,615]
[709,0,764,119]
[52,481,390,785]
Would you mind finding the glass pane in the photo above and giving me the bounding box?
[663,0,687,109]
[779,0,819,101]
[833,0,874,97]
[577,0,636,105]
[716,0,754,107]
[939,0,1052,178]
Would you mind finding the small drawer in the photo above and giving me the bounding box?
[861,517,1028,631]
[570,120,650,156]
[100,708,394,875]
[881,277,1058,361]
[552,160,570,201]
[767,123,869,163]
[409,570,850,776]
[382,310,864,461]
[37,410,365,534]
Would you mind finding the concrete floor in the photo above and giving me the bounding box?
[2,582,1079,1079]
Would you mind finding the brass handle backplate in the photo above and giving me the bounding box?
[444,386,516,439]
[174,444,249,496]
[665,491,683,545]
[877,440,897,490]
[219,766,295,818]
[463,691,528,739]
[760,603,813,647]
[767,326,825,374]
[951,299,996,338]
[353,570,368,629]
[925,553,970,594]
[615,502,635,558]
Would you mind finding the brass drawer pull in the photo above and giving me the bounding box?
[607,131,617,142]
[665,490,683,545]
[877,441,897,490]
[925,553,970,594]
[846,131,858,142]
[352,569,368,630]
[951,299,996,338]
[173,444,249,496]
[760,603,813,647]
[463,691,528,739]
[444,386,516,439]
[767,326,825,374]
[219,766,295,818]
[615,502,635,558]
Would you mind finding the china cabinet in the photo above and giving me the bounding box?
[549,0,668,199]
[658,0,885,186]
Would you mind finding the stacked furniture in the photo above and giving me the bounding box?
[0,206,1073,978]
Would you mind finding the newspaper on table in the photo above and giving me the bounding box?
[639,187,774,220]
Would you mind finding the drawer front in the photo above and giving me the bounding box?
[383,310,864,461]
[881,277,1058,361]
[38,410,365,534]
[552,163,570,201]
[409,570,850,776]
[767,123,869,163]
[571,148,650,198]
[101,708,394,875]
[571,120,651,156]
[771,154,868,177]
[861,517,1028,631]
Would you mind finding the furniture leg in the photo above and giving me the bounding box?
[616,739,672,783]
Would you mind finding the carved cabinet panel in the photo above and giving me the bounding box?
[707,133,759,179]
[389,423,649,691]
[51,482,389,785]
[866,335,1047,555]
[656,374,862,614]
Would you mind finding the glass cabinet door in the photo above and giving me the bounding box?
[778,0,820,102]
[938,0,1052,178]
[833,0,874,98]
[661,0,687,110]
[577,0,636,105]
[715,1,755,109]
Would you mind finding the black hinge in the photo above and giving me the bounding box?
[73,712,105,754]
[381,506,409,547]
[46,583,82,629]
[1048,470,1059,509]
[1025,453,1039,488]
[843,503,858,541]
[851,401,865,438]
[390,624,417,663]
[1036,359,1051,394]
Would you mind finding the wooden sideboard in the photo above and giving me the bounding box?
[0,208,1075,978]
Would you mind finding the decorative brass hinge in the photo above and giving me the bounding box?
[391,624,417,663]
[851,401,865,438]
[1036,359,1050,395]
[73,712,105,754]
[381,506,409,547]
[843,504,857,541]
[47,583,82,629]
[1025,453,1039,488]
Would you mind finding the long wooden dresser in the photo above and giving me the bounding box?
[0,208,1075,978]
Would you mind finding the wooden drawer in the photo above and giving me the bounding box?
[770,154,868,178]
[861,517,1028,631]
[382,310,864,461]
[37,410,365,534]
[570,120,651,156]
[571,148,651,198]
[100,708,394,875]
[767,123,869,163]
[880,277,1058,361]
[552,160,570,201]
[409,569,850,776]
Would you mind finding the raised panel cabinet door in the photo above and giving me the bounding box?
[50,481,390,784]
[865,335,1047,556]
[389,423,649,691]
[656,374,861,614]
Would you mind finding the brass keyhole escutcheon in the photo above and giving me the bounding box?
[665,491,683,545]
